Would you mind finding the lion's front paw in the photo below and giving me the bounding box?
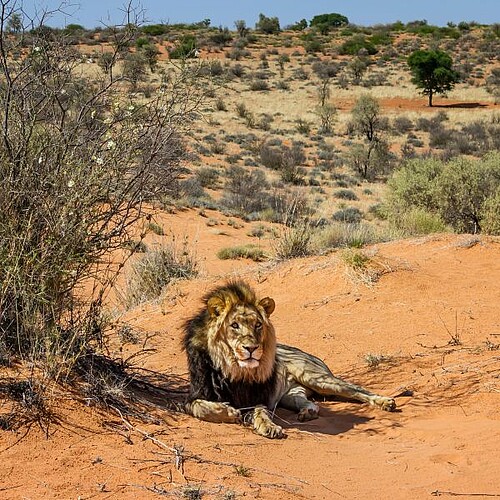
[373,396,396,412]
[189,400,241,423]
[253,407,286,439]
[257,420,285,439]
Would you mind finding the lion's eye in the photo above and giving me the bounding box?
[255,321,262,329]
[230,322,239,329]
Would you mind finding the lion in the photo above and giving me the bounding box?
[183,281,396,439]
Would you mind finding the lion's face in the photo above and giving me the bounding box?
[206,294,276,382]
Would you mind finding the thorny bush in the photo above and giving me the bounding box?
[0,2,212,380]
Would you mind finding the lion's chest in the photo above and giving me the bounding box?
[211,370,278,410]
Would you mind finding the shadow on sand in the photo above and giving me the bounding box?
[434,102,488,109]
[276,400,402,437]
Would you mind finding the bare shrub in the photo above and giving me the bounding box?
[259,141,306,185]
[0,6,210,378]
[220,166,269,214]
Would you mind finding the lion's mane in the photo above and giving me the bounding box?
[183,281,278,410]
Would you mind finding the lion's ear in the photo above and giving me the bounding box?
[259,297,275,317]
[207,297,225,318]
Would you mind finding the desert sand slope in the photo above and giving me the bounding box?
[1,215,499,499]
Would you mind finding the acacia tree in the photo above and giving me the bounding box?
[255,13,280,34]
[408,50,460,107]
[310,13,348,34]
[349,94,391,179]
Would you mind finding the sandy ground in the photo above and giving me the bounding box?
[1,209,500,499]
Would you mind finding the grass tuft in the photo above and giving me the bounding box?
[123,239,198,307]
[217,245,267,262]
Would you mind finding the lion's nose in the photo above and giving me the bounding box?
[244,345,258,355]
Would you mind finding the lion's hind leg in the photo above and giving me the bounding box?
[278,344,396,412]
[279,384,320,422]
[307,374,396,412]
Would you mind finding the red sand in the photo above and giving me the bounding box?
[1,210,499,499]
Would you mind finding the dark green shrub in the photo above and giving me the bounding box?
[142,24,168,36]
[334,189,358,201]
[221,166,269,214]
[333,207,363,223]
[169,35,197,59]
[340,36,377,55]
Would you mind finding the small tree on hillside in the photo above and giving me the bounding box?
[234,19,249,38]
[351,94,382,142]
[349,94,391,179]
[255,13,280,34]
[310,13,348,34]
[408,50,460,107]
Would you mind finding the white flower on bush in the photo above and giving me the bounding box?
[67,180,75,188]
[91,155,104,165]
[106,140,116,150]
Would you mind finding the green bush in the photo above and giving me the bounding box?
[340,35,377,55]
[169,35,197,59]
[436,154,500,233]
[314,222,384,250]
[481,190,500,235]
[390,208,448,236]
[142,24,168,36]
[386,153,500,234]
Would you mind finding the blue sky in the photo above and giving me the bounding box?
[27,1,500,29]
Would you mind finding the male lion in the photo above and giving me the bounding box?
[183,281,396,439]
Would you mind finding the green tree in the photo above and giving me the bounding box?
[289,19,308,31]
[234,19,248,37]
[255,13,280,34]
[349,94,391,179]
[6,12,22,33]
[408,50,460,107]
[351,94,381,142]
[310,13,348,33]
